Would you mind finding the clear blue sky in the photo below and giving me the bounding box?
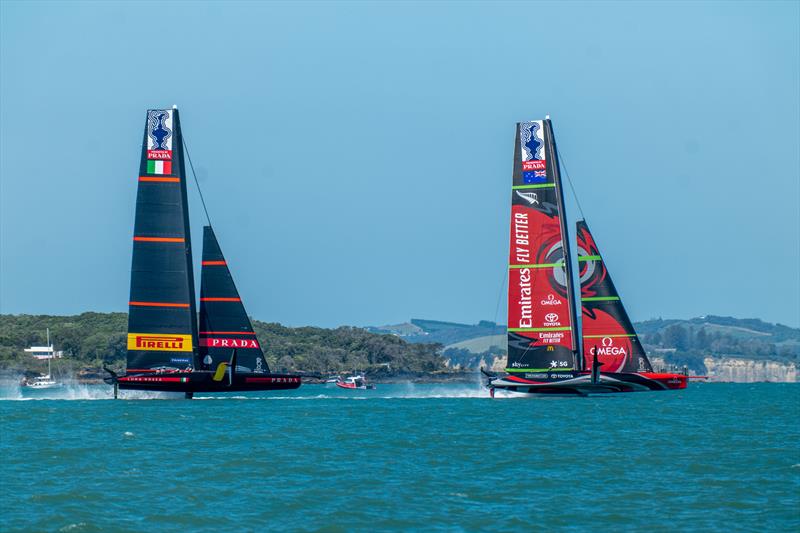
[1,1,798,328]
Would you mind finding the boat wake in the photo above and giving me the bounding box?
[0,377,177,401]
[374,381,489,398]
[192,381,491,400]
[0,377,493,401]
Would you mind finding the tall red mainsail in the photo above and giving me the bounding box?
[506,119,579,375]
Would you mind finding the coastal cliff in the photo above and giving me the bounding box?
[702,357,798,383]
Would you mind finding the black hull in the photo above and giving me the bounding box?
[116,371,302,393]
[488,371,687,396]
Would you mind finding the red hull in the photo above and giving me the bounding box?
[636,372,688,390]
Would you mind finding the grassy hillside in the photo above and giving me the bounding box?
[446,334,505,354]
[368,319,505,346]
[427,315,800,373]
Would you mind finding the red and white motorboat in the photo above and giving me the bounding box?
[335,374,375,390]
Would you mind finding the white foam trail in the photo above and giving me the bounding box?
[380,380,489,398]
[0,375,495,401]
[0,377,178,401]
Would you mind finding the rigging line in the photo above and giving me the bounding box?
[557,149,587,221]
[491,267,508,338]
[183,137,212,227]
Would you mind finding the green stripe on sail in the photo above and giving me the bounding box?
[583,334,636,338]
[508,326,572,332]
[512,183,556,190]
[146,160,156,174]
[578,255,602,262]
[506,368,575,372]
[581,296,620,302]
[509,263,563,269]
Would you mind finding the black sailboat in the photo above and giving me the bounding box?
[485,118,689,395]
[107,107,301,397]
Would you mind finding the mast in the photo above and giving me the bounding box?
[545,118,581,370]
[173,108,200,355]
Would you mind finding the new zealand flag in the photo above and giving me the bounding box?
[522,170,548,184]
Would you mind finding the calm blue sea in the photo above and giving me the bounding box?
[1,382,798,532]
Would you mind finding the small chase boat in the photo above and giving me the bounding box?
[335,374,375,390]
[105,107,301,398]
[485,118,695,396]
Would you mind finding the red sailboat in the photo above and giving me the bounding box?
[485,118,698,396]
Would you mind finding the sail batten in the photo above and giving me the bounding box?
[577,220,653,373]
[505,120,579,375]
[126,109,198,369]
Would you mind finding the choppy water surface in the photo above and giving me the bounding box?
[1,382,798,531]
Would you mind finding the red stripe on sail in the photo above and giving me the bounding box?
[129,301,190,308]
[200,297,241,302]
[133,237,185,243]
[199,331,257,335]
[201,261,227,266]
[139,176,180,183]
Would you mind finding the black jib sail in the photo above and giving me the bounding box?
[506,119,580,375]
[576,220,653,373]
[198,226,270,374]
[126,108,199,372]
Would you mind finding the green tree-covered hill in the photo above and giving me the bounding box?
[0,313,445,376]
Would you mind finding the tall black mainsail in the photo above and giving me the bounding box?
[126,108,199,372]
[199,226,270,374]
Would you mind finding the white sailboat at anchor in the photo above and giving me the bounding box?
[21,328,64,391]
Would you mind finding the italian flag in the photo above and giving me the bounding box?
[147,160,173,175]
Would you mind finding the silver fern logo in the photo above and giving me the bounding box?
[515,190,539,205]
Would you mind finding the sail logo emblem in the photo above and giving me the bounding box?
[127,333,192,352]
[146,109,173,161]
[589,336,628,357]
[541,294,562,306]
[522,160,546,171]
[199,337,260,349]
[544,313,560,326]
[520,121,545,162]
[515,191,539,206]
